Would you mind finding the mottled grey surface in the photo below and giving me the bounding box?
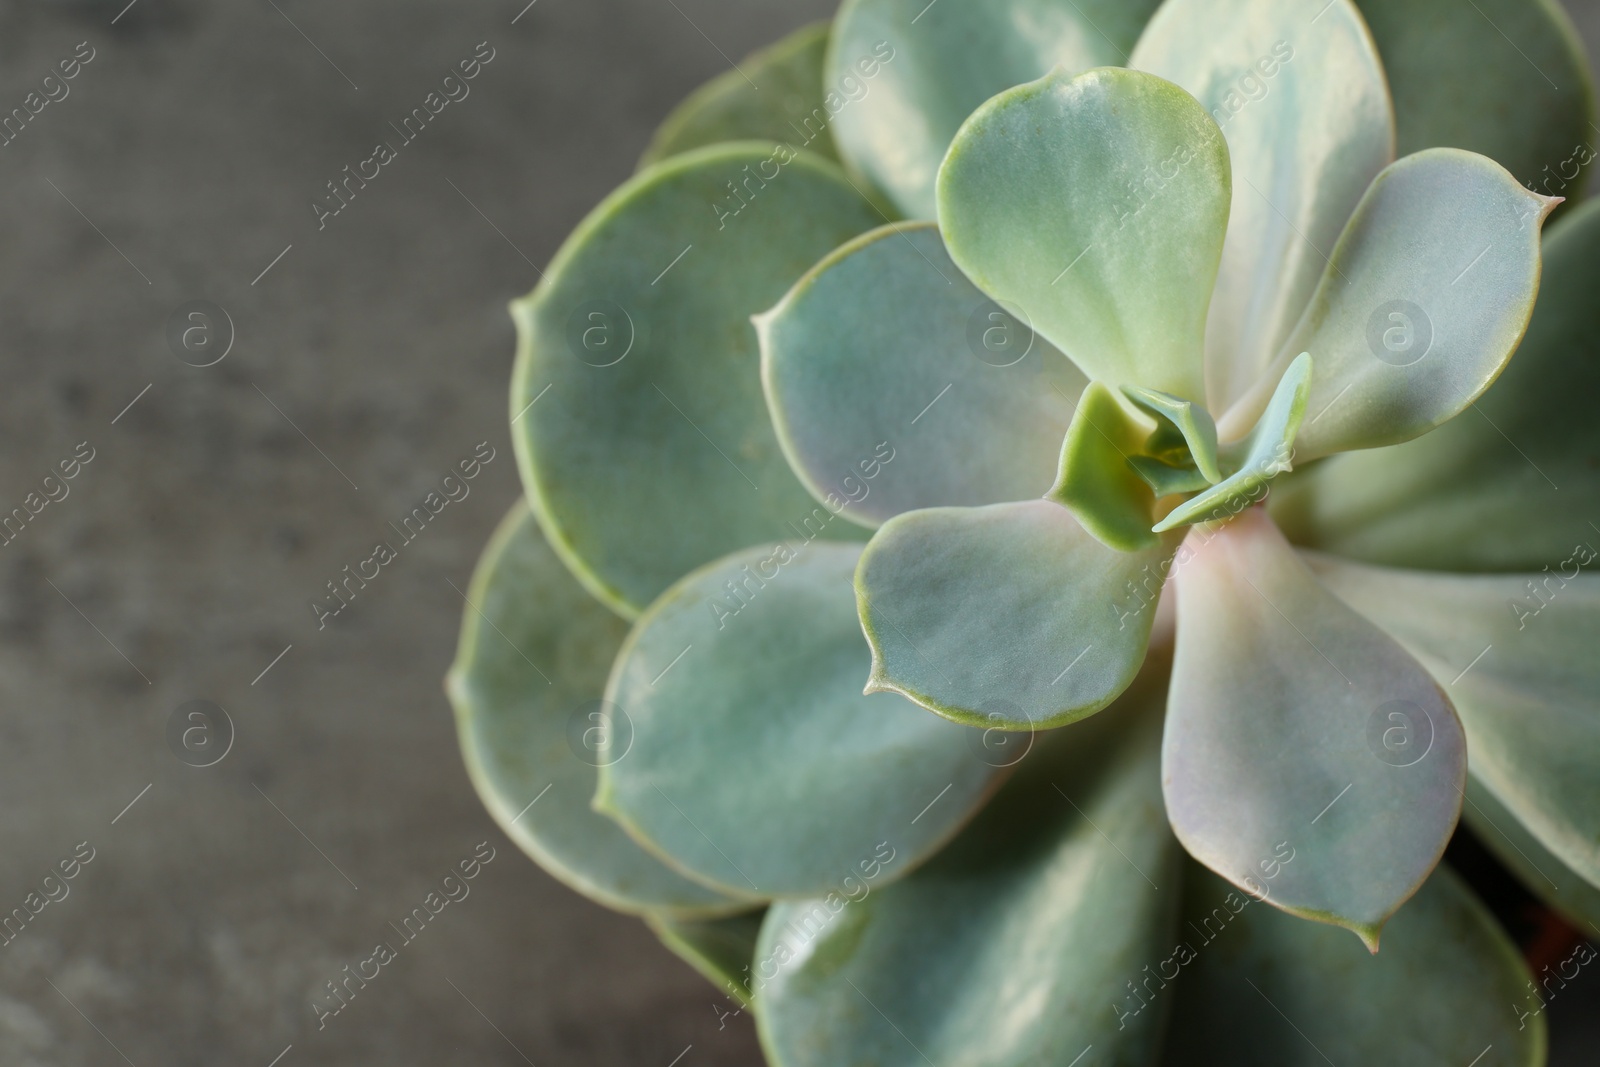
[0,0,837,1063]
[0,0,1595,1064]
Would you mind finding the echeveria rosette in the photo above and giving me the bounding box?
[764,0,1562,952]
[449,0,1600,1061]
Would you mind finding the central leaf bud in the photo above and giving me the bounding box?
[1047,353,1313,552]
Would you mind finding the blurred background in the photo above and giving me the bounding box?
[0,0,1595,1063]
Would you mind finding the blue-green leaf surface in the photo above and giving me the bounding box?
[758,222,1082,529]
[1165,509,1465,948]
[938,67,1230,402]
[647,909,767,1007]
[597,541,999,898]
[1270,197,1600,572]
[756,672,1182,1067]
[1356,0,1595,203]
[857,499,1178,729]
[639,23,842,167]
[1130,456,1212,498]
[446,501,747,916]
[827,0,1164,219]
[511,144,880,618]
[1159,861,1543,1066]
[1132,0,1393,412]
[1310,555,1600,891]
[1463,776,1600,939]
[1155,353,1310,533]
[1220,149,1554,462]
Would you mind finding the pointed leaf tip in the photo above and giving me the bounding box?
[937,66,1228,401]
[760,222,1083,529]
[828,0,1163,218]
[1050,382,1160,551]
[448,501,743,915]
[1160,861,1541,1064]
[756,682,1181,1066]
[856,500,1175,729]
[601,541,998,897]
[1152,353,1310,533]
[1165,509,1466,935]
[1311,555,1600,896]
[514,146,883,614]
[1122,383,1222,483]
[1228,148,1551,462]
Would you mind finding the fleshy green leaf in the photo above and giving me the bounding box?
[758,221,1082,529]
[1159,861,1543,1066]
[647,909,767,1008]
[1048,383,1160,552]
[1463,775,1600,939]
[511,144,881,617]
[446,501,748,916]
[639,23,843,168]
[1129,456,1212,498]
[1357,0,1595,203]
[597,541,999,898]
[1220,148,1555,462]
[755,675,1182,1067]
[1165,509,1465,948]
[827,0,1163,220]
[1270,198,1600,572]
[1153,353,1310,533]
[937,67,1230,402]
[857,499,1178,729]
[1131,0,1394,412]
[1123,385,1221,483]
[1309,555,1600,891]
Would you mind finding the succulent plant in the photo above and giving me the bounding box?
[448,0,1600,1062]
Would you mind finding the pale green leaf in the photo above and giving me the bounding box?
[1132,0,1393,411]
[1357,0,1595,204]
[511,144,880,617]
[937,67,1230,402]
[827,0,1163,219]
[597,541,999,898]
[1129,455,1212,498]
[1154,353,1309,533]
[1048,383,1160,552]
[1165,509,1465,948]
[1123,384,1221,483]
[647,909,767,1008]
[1220,149,1555,462]
[446,501,749,916]
[1462,775,1600,940]
[1159,861,1543,1066]
[857,499,1178,729]
[1309,555,1600,891]
[1270,198,1600,572]
[756,677,1181,1067]
[758,221,1082,529]
[639,23,842,168]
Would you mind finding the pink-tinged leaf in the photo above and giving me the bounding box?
[1165,508,1465,948]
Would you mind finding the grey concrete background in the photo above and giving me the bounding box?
[0,0,1593,1064]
